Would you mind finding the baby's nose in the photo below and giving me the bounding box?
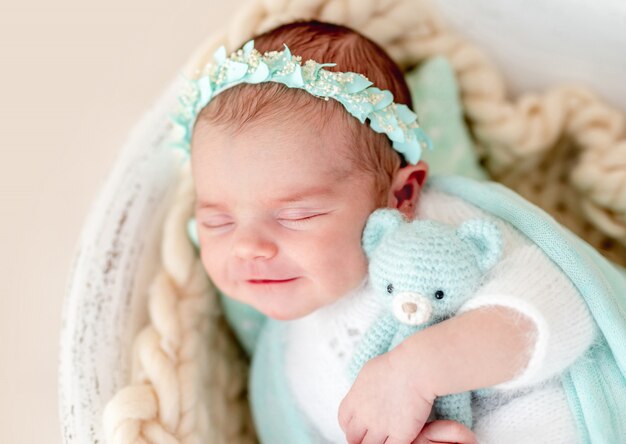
[232,229,278,260]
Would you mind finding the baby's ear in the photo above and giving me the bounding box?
[362,209,405,258]
[457,219,503,272]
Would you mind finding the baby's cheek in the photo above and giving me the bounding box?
[200,247,226,285]
[320,235,368,289]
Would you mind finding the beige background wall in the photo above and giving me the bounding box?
[0,1,242,442]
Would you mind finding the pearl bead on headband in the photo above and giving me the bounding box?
[168,39,433,164]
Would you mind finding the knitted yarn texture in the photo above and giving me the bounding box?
[349,209,503,427]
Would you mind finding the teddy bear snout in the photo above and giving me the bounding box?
[392,293,432,326]
[402,302,417,314]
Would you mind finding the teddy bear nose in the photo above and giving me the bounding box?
[393,293,432,326]
[402,302,417,314]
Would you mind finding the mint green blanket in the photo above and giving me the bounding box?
[221,176,626,444]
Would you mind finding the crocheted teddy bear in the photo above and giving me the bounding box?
[348,208,503,428]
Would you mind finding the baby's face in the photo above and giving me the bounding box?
[191,118,380,320]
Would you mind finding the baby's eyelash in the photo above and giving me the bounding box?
[200,215,234,232]
[280,214,319,222]
[277,213,324,228]
[201,223,234,236]
[203,221,234,228]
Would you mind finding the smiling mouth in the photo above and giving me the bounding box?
[247,278,299,284]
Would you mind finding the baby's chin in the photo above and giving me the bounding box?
[252,291,321,321]
[216,279,312,319]
[262,295,345,321]
[261,309,307,321]
[216,274,368,320]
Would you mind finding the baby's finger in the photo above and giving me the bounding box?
[361,429,388,444]
[338,398,353,432]
[345,419,367,444]
[411,420,477,444]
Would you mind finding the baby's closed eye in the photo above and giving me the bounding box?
[276,211,328,229]
[201,214,234,230]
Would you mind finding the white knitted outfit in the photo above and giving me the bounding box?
[284,188,596,444]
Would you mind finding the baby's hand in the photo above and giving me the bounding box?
[338,352,434,444]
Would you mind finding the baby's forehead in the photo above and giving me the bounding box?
[199,108,356,161]
[195,123,361,177]
[191,84,384,187]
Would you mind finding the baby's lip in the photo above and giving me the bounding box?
[246,277,299,284]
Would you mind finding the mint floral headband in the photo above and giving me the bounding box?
[169,39,433,164]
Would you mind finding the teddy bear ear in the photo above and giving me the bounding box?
[362,209,405,258]
[457,218,503,272]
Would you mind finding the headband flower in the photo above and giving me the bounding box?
[169,39,433,164]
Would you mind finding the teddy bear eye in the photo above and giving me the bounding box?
[434,290,445,300]
[387,283,394,294]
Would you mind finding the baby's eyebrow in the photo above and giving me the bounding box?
[195,186,336,210]
[273,185,336,204]
[196,201,220,210]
